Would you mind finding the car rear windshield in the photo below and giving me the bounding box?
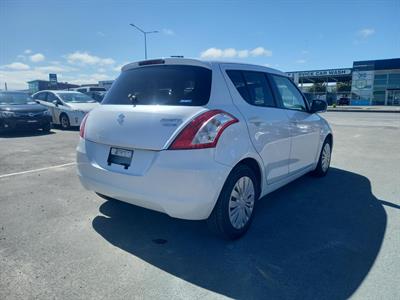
[102,65,212,106]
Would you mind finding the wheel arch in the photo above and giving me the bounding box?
[232,157,263,199]
[325,133,333,148]
[59,111,69,121]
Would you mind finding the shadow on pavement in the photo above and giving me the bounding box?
[51,124,79,131]
[0,129,55,138]
[92,168,387,299]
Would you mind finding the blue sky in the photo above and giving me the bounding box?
[1,0,399,89]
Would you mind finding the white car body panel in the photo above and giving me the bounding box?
[77,139,230,219]
[77,58,332,220]
[220,63,292,184]
[284,109,322,173]
[85,105,207,150]
[33,90,99,126]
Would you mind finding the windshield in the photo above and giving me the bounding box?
[0,92,35,105]
[57,92,96,103]
[102,65,212,106]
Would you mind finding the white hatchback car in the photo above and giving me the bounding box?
[77,58,332,239]
[32,90,100,129]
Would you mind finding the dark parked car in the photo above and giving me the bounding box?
[337,97,350,105]
[0,91,52,132]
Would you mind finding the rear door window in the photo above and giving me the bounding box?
[102,65,212,106]
[227,70,276,107]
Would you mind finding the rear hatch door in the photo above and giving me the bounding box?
[84,105,206,150]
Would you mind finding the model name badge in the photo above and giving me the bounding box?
[160,118,182,127]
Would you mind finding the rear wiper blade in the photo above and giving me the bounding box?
[128,94,139,107]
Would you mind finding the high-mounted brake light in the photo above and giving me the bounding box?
[169,110,238,150]
[138,59,165,66]
[79,113,89,138]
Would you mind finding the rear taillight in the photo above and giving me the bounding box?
[169,110,238,150]
[79,113,89,138]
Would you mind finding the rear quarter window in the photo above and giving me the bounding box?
[102,65,212,106]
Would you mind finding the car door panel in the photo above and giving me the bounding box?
[46,92,62,123]
[221,65,291,184]
[246,110,291,183]
[285,110,321,172]
[269,74,321,173]
[34,92,56,123]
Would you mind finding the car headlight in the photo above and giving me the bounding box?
[43,110,52,116]
[0,111,16,118]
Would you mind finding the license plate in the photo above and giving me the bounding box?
[107,147,133,169]
[27,120,38,123]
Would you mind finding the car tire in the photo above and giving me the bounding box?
[207,164,259,240]
[311,138,332,177]
[60,114,70,130]
[42,122,51,132]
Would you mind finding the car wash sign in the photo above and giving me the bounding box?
[49,73,58,88]
[287,68,352,78]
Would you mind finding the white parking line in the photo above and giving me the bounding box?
[0,162,76,179]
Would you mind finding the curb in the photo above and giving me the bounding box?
[327,108,400,113]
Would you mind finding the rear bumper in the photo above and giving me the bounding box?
[0,116,51,130]
[76,138,231,220]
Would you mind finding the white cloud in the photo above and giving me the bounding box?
[250,47,272,57]
[238,50,249,58]
[30,53,45,62]
[0,69,48,90]
[113,62,130,72]
[200,48,223,59]
[66,51,115,66]
[296,59,307,64]
[358,28,375,38]
[162,28,175,36]
[200,47,272,59]
[1,62,30,70]
[97,31,106,37]
[223,48,238,58]
[24,49,32,54]
[67,73,112,85]
[35,65,77,73]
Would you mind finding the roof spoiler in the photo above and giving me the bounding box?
[138,59,165,66]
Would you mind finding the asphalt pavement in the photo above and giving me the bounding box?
[0,112,399,299]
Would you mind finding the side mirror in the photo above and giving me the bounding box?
[310,99,327,113]
[52,100,59,107]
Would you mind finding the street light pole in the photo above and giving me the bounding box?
[129,23,159,59]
